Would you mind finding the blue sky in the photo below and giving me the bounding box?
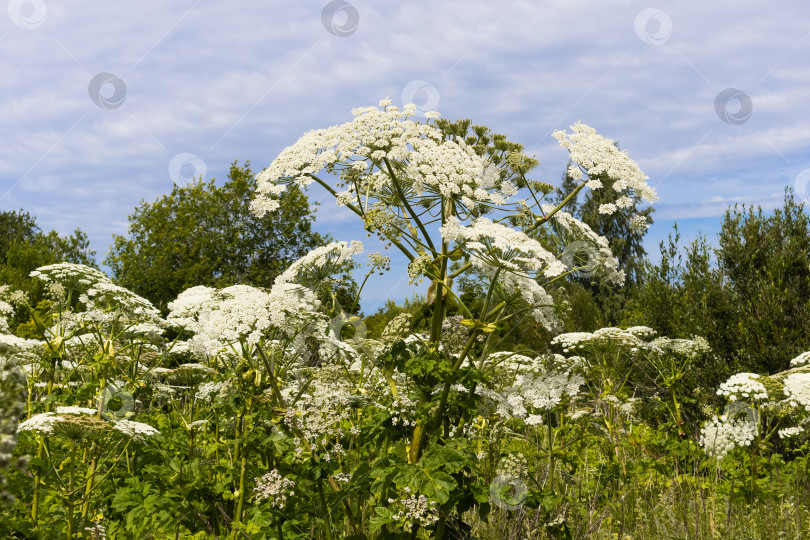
[2,0,809,313]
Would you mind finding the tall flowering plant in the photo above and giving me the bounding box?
[251,100,655,535]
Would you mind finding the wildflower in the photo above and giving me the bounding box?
[790,351,810,367]
[17,413,63,436]
[55,406,97,415]
[717,373,768,402]
[112,420,160,442]
[783,373,810,412]
[778,426,804,439]
[254,470,295,509]
[552,122,657,204]
[700,415,757,458]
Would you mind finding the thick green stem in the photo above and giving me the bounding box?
[382,157,436,253]
[66,440,77,540]
[525,180,587,233]
[235,455,248,523]
[31,437,44,524]
[234,397,253,524]
[317,477,334,540]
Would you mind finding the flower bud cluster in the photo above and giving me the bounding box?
[254,470,295,509]
[699,414,757,458]
[387,486,439,529]
[717,373,768,402]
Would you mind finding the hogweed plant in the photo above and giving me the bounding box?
[248,99,656,536]
[3,101,809,538]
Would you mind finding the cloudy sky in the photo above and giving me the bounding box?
[2,0,809,311]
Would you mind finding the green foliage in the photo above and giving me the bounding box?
[105,161,332,312]
[363,296,434,340]
[629,188,810,376]
[0,209,96,330]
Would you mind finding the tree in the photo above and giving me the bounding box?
[716,189,810,373]
[105,161,331,311]
[0,209,96,332]
[628,188,810,376]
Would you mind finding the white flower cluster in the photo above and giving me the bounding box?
[514,369,585,413]
[84,521,107,539]
[17,412,64,436]
[386,395,418,428]
[165,286,218,333]
[56,406,97,415]
[441,217,567,279]
[0,286,14,334]
[789,351,810,367]
[403,136,506,208]
[1,351,26,502]
[254,469,295,509]
[544,206,625,285]
[274,241,363,287]
[283,376,353,454]
[651,336,710,358]
[475,259,558,330]
[168,282,323,358]
[251,102,515,219]
[625,326,657,340]
[488,351,545,375]
[496,453,528,479]
[699,414,757,458]
[112,419,160,442]
[387,487,439,529]
[481,358,583,421]
[778,425,805,439]
[195,381,231,402]
[30,263,160,323]
[552,122,657,205]
[551,327,652,355]
[717,373,768,402]
[783,373,810,412]
[630,214,651,232]
[407,253,433,285]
